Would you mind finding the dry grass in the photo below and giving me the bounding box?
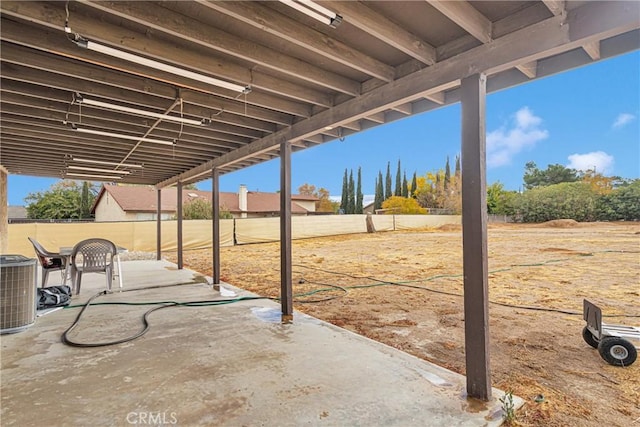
[166,221,640,427]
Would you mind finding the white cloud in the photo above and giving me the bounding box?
[567,151,614,174]
[486,107,549,168]
[514,107,542,129]
[612,113,636,129]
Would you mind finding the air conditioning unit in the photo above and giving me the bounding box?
[1,255,37,334]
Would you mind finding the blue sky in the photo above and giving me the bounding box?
[7,51,639,205]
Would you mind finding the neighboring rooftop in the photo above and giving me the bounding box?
[91,184,316,215]
[7,205,27,219]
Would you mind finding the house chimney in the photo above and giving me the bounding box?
[239,184,248,218]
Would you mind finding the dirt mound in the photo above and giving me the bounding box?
[541,219,579,228]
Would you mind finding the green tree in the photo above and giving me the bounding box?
[597,179,640,221]
[444,156,451,189]
[455,154,461,178]
[182,198,232,219]
[297,183,316,196]
[80,181,91,219]
[340,169,348,213]
[414,169,462,212]
[317,188,340,213]
[402,171,408,198]
[523,161,579,190]
[356,167,363,214]
[347,169,355,214]
[395,159,402,196]
[381,196,427,214]
[298,183,337,212]
[25,180,95,220]
[385,162,392,200]
[516,182,599,222]
[410,172,417,198]
[486,182,518,215]
[375,171,384,210]
[442,174,462,214]
[414,171,442,209]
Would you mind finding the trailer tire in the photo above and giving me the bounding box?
[598,337,637,367]
[582,326,599,349]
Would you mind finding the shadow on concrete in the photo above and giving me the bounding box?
[1,260,522,426]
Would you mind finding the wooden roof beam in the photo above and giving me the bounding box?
[582,41,600,60]
[0,121,246,158]
[365,112,385,124]
[0,142,207,173]
[79,0,359,97]
[322,1,436,65]
[0,133,225,166]
[0,60,274,137]
[341,121,361,132]
[0,100,252,151]
[0,2,328,111]
[0,40,295,127]
[428,1,492,44]
[516,61,537,79]
[392,103,412,115]
[542,0,565,17]
[0,19,311,119]
[198,0,395,82]
[424,92,445,105]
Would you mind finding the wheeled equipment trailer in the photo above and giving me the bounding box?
[582,299,639,366]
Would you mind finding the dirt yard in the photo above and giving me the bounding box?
[166,221,640,426]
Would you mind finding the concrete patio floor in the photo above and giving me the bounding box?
[1,260,521,426]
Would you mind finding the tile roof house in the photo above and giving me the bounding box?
[8,205,28,220]
[91,184,317,222]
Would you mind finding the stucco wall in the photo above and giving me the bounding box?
[294,200,316,213]
[94,193,127,222]
[9,219,235,257]
[8,215,461,257]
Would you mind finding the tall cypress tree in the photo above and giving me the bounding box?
[395,159,402,196]
[375,171,384,210]
[356,167,363,214]
[347,169,355,214]
[80,181,91,218]
[410,172,417,198]
[444,156,451,189]
[455,154,461,177]
[402,171,408,198]
[340,169,348,213]
[374,175,380,212]
[385,162,392,200]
